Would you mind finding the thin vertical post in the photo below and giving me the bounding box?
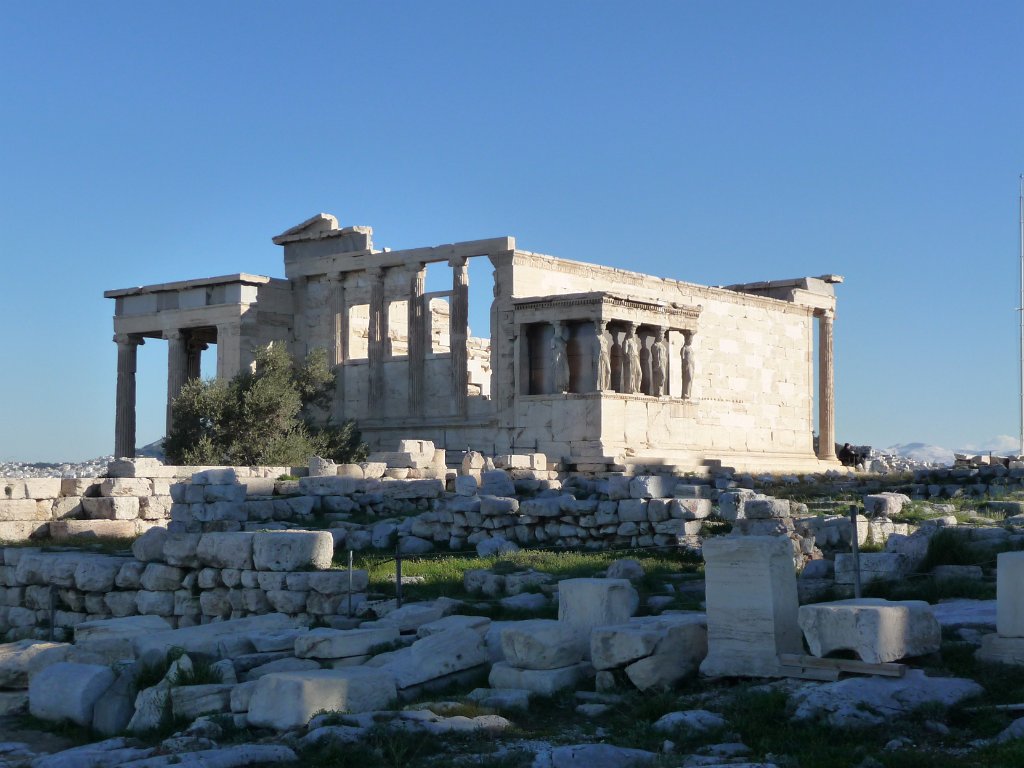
[1019,175,1023,455]
[347,550,354,618]
[849,504,862,599]
[395,545,403,608]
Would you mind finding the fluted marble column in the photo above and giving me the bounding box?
[114,333,144,458]
[185,336,205,382]
[327,272,348,418]
[165,330,188,435]
[816,309,838,461]
[450,256,469,416]
[408,264,426,416]
[367,266,386,417]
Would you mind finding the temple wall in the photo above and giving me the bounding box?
[508,253,815,464]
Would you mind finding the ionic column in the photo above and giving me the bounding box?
[185,337,205,382]
[816,309,838,461]
[327,272,348,417]
[408,264,426,416]
[165,330,188,435]
[450,256,469,416]
[367,266,386,417]
[114,333,144,458]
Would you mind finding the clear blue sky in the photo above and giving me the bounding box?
[2,1,1022,461]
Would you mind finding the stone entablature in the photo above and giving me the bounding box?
[105,213,843,473]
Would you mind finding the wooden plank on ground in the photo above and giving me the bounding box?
[776,664,840,682]
[778,654,906,678]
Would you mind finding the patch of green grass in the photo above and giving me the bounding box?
[863,576,995,603]
[921,529,990,572]
[169,655,223,686]
[343,548,702,604]
[136,647,186,691]
[299,724,446,768]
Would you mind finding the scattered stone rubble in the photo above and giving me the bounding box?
[0,528,1010,767]
[5,447,1024,765]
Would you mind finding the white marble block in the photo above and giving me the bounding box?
[998,551,1024,638]
[798,598,940,664]
[557,578,639,650]
[247,668,397,729]
[699,535,802,677]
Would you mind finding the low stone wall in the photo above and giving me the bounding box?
[0,528,363,643]
[0,463,295,544]
[168,471,717,553]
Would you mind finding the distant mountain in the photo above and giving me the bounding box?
[884,443,955,466]
[136,439,165,460]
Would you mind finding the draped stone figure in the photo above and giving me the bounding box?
[651,329,668,397]
[552,322,570,393]
[595,323,611,392]
[681,333,697,399]
[623,327,642,394]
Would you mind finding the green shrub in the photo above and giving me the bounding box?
[164,343,368,466]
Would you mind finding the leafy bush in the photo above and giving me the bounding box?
[164,343,368,466]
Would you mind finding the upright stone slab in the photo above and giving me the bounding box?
[699,535,802,677]
[998,551,1024,637]
[557,578,639,651]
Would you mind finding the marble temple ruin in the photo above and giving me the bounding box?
[105,213,842,473]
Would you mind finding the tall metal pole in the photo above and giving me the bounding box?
[1019,175,1023,456]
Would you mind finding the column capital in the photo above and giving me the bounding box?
[815,308,835,322]
[113,333,144,347]
[366,265,385,279]
[448,255,468,269]
[163,329,185,342]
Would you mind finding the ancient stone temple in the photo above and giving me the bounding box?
[105,213,842,472]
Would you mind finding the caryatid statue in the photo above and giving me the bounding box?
[594,321,611,392]
[623,325,642,394]
[681,332,697,399]
[651,327,669,397]
[552,321,571,393]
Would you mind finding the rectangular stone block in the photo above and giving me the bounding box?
[798,598,940,664]
[295,626,399,660]
[1,481,27,500]
[0,500,49,522]
[204,485,247,503]
[998,551,1024,637]
[978,633,1024,665]
[0,521,47,542]
[670,498,713,520]
[139,496,172,520]
[699,536,802,678]
[23,479,61,499]
[488,661,592,695]
[834,552,909,585]
[248,668,397,729]
[51,497,84,519]
[81,497,140,520]
[190,468,239,485]
[106,458,176,478]
[99,478,152,497]
[297,476,363,496]
[50,520,140,540]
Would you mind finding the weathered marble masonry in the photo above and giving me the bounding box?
[106,213,843,472]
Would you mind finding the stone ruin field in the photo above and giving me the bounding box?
[5,449,1024,767]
